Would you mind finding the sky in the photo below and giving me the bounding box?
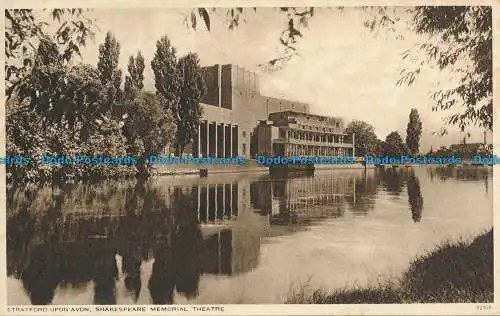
[74,7,490,151]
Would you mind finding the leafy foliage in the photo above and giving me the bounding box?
[345,120,381,156]
[151,36,206,156]
[398,6,492,132]
[97,31,123,112]
[384,131,408,156]
[14,40,105,132]
[151,35,181,110]
[6,21,178,182]
[405,108,423,155]
[121,91,176,174]
[186,7,315,70]
[175,53,206,155]
[5,9,96,98]
[125,51,145,92]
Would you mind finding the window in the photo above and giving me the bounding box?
[336,122,340,128]
[242,131,246,137]
[242,143,247,154]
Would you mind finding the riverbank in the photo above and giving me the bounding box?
[286,229,493,303]
[152,160,372,176]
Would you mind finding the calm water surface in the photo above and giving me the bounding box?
[7,166,492,304]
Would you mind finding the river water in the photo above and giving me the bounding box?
[6,166,492,305]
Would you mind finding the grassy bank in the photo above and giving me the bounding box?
[287,229,493,304]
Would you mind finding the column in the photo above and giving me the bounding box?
[215,183,218,220]
[222,124,226,158]
[229,183,233,216]
[206,183,209,222]
[214,122,218,157]
[224,125,231,157]
[230,125,233,157]
[217,184,224,219]
[197,122,201,157]
[209,122,216,157]
[232,125,238,157]
[206,120,210,158]
[208,183,215,221]
[224,183,231,218]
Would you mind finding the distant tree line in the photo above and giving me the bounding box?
[345,108,422,157]
[6,10,205,183]
[426,144,492,159]
[347,107,491,159]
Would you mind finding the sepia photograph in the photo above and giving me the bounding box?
[3,3,495,311]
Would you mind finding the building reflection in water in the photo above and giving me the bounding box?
[6,168,435,305]
[250,171,380,222]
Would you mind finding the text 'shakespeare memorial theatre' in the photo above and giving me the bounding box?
[188,64,355,158]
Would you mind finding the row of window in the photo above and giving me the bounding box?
[296,123,340,132]
[282,130,346,143]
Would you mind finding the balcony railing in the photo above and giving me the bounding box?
[273,138,354,147]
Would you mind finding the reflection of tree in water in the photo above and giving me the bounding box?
[19,239,121,305]
[117,180,159,301]
[377,168,406,196]
[148,187,202,304]
[347,170,378,216]
[171,187,202,299]
[431,166,491,182]
[21,244,60,305]
[7,190,37,277]
[7,180,202,305]
[148,242,176,304]
[92,247,118,304]
[406,170,424,223]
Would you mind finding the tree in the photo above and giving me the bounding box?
[97,31,122,112]
[97,31,121,87]
[6,9,96,98]
[405,108,423,155]
[384,131,408,156]
[395,7,492,132]
[125,51,145,93]
[175,53,206,156]
[345,120,380,156]
[121,91,177,175]
[151,35,181,110]
[12,39,105,133]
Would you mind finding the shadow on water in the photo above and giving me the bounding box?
[6,167,489,305]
